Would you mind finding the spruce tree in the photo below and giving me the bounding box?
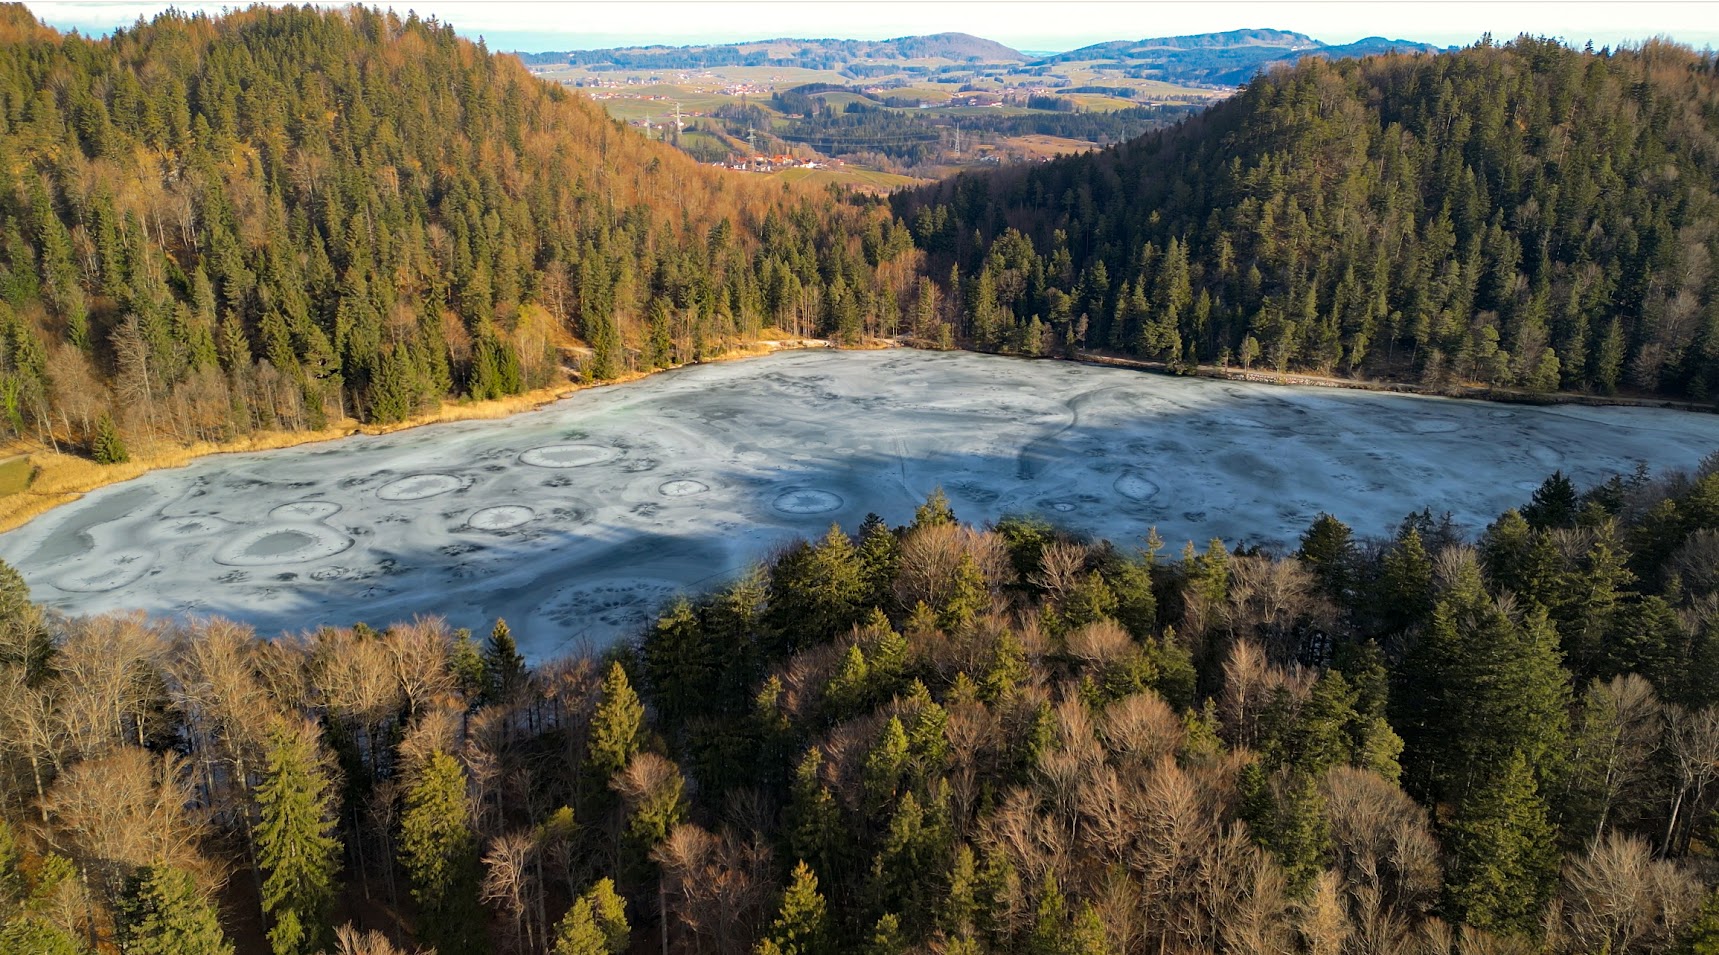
[910,488,956,530]
[255,722,340,955]
[553,879,628,955]
[0,919,82,955]
[588,661,644,779]
[1297,513,1356,600]
[1682,888,1719,955]
[855,514,901,610]
[399,752,483,955]
[116,866,234,955]
[1442,750,1559,936]
[757,862,831,955]
[91,412,128,464]
[481,618,526,703]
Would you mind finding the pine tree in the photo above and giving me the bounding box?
[1681,888,1719,955]
[91,412,128,464]
[0,919,83,955]
[482,618,526,703]
[449,628,486,702]
[1522,471,1579,529]
[1443,750,1559,936]
[116,866,234,955]
[588,661,644,779]
[644,598,716,729]
[1026,873,1070,955]
[255,723,340,955]
[910,487,956,530]
[855,514,901,610]
[787,748,845,889]
[399,752,483,955]
[1376,529,1434,633]
[757,862,831,955]
[553,899,607,955]
[939,552,989,631]
[553,879,628,955]
[1260,773,1331,897]
[1297,513,1356,600]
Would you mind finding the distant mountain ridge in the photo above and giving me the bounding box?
[1042,28,1450,84]
[518,32,1026,69]
[520,28,1449,86]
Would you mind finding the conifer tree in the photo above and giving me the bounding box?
[553,879,628,955]
[1376,529,1434,633]
[787,747,845,889]
[855,514,901,610]
[115,866,234,955]
[910,488,956,531]
[1297,513,1356,600]
[1443,750,1559,936]
[939,552,989,631]
[757,862,831,955]
[0,920,83,955]
[91,412,128,464]
[588,662,644,779]
[255,722,340,955]
[399,752,483,955]
[449,628,486,702]
[1682,888,1719,955]
[644,599,715,728]
[482,619,526,704]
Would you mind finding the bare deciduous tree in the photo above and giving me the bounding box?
[1553,832,1704,955]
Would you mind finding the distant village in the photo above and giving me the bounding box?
[712,154,841,172]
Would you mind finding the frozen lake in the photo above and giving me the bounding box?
[3,349,1717,657]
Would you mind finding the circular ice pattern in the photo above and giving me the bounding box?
[659,479,709,497]
[215,524,353,566]
[377,474,464,501]
[520,445,617,468]
[52,549,154,593]
[773,488,844,515]
[467,505,536,530]
[272,500,343,521]
[1114,472,1161,501]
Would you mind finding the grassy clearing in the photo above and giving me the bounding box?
[772,166,923,193]
[0,456,32,496]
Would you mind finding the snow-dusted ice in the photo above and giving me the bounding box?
[3,349,1717,658]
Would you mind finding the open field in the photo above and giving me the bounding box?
[0,457,32,496]
[770,165,926,192]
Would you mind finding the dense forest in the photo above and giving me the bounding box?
[895,38,1719,400]
[0,3,919,459]
[3,13,1719,954]
[3,453,1719,953]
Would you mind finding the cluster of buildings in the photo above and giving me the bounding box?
[711,155,840,172]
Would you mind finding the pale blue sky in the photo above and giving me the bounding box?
[26,0,1719,53]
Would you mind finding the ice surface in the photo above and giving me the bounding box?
[4,350,1717,658]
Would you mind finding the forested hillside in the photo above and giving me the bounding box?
[895,37,1719,400]
[4,457,1719,953]
[0,3,917,457]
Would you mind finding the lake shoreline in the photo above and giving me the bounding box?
[0,337,847,536]
[1070,350,1719,414]
[3,338,1713,538]
[10,347,1717,651]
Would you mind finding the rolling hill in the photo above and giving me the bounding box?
[0,3,910,458]
[1041,28,1449,84]
[895,36,1719,400]
[520,32,1027,70]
